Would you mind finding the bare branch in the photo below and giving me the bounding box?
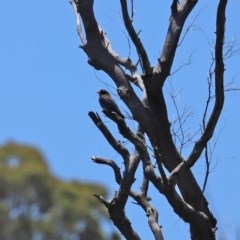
[148,160,215,239]
[94,194,111,208]
[88,111,130,162]
[92,155,141,239]
[130,188,164,240]
[167,84,197,153]
[99,110,152,167]
[70,0,87,45]
[170,50,195,76]
[187,0,227,167]
[178,11,201,47]
[131,173,164,239]
[146,207,164,240]
[202,125,225,193]
[92,152,164,240]
[140,176,149,197]
[201,56,214,192]
[154,147,168,185]
[156,0,198,79]
[202,145,210,193]
[92,157,122,184]
[120,0,152,75]
[168,161,186,187]
[108,206,141,240]
[171,94,187,153]
[224,80,240,92]
[71,1,155,140]
[126,74,145,90]
[99,28,141,76]
[223,38,240,59]
[200,55,238,191]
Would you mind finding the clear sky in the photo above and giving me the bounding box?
[0,0,239,239]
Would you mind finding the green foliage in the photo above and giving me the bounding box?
[0,142,120,240]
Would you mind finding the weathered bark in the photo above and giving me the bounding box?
[70,0,228,239]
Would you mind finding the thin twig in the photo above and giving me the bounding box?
[120,0,152,75]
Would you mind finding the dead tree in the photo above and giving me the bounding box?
[70,1,228,239]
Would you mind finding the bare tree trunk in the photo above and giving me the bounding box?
[70,0,228,239]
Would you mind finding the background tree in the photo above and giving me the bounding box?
[0,142,121,240]
[70,1,231,239]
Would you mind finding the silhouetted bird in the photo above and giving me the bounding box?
[97,89,125,119]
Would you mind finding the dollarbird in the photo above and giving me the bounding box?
[97,89,125,119]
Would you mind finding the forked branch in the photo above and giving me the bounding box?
[157,0,198,80]
[187,0,227,167]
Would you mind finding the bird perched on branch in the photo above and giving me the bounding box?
[97,89,125,119]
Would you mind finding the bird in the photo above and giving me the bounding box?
[97,89,125,119]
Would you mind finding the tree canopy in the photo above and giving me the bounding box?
[0,142,120,240]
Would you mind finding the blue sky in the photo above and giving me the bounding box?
[0,0,239,239]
